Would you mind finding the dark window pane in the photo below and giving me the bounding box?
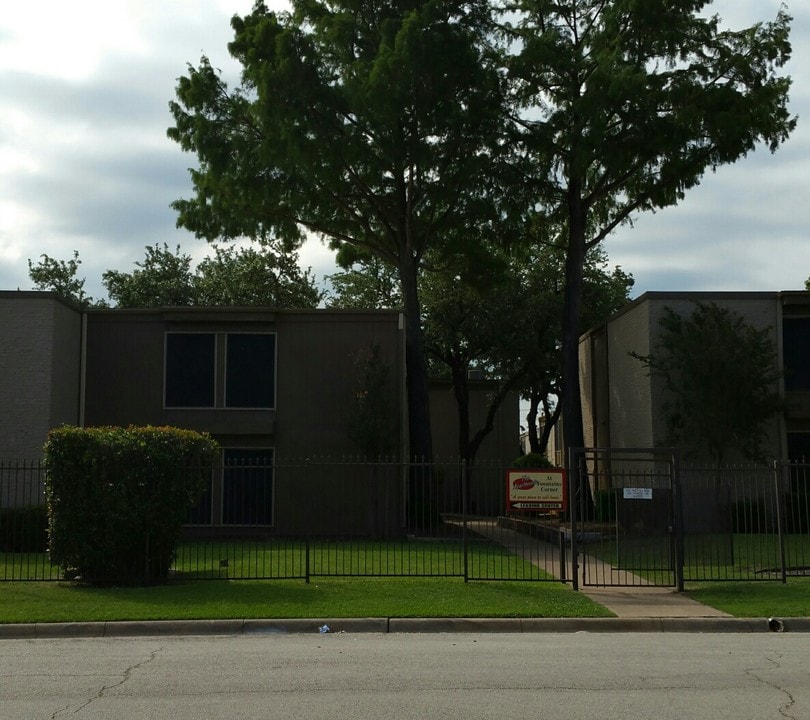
[783,318,810,391]
[788,433,810,463]
[226,333,276,408]
[165,333,215,407]
[223,448,273,525]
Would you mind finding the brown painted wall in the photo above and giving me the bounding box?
[84,308,404,458]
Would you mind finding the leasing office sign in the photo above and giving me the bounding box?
[506,469,567,511]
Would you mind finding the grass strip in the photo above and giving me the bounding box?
[684,577,810,618]
[0,577,613,624]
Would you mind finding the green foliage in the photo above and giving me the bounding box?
[504,1,796,453]
[102,243,322,309]
[167,0,509,460]
[31,244,322,309]
[633,303,783,465]
[27,251,105,308]
[348,344,399,457]
[102,244,196,307]
[194,243,322,308]
[0,505,48,553]
[513,453,554,469]
[326,255,402,310]
[422,243,632,460]
[43,426,219,585]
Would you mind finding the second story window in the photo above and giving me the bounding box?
[165,332,216,408]
[226,333,276,408]
[164,331,276,409]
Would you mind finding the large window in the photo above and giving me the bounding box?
[164,331,276,409]
[165,333,216,408]
[226,333,276,408]
[783,318,810,391]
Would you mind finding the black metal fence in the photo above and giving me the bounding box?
[571,453,810,588]
[3,456,809,585]
[0,458,561,583]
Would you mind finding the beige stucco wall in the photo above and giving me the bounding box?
[604,295,654,448]
[643,294,782,463]
[585,292,786,463]
[0,292,81,459]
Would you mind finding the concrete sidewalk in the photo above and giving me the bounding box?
[580,585,729,619]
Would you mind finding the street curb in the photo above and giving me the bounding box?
[2,616,810,639]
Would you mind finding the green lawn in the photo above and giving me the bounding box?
[2,538,552,582]
[0,577,612,624]
[3,536,810,623]
[685,577,810,618]
[580,532,810,581]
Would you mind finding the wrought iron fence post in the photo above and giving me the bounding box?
[462,458,468,583]
[671,450,685,592]
[568,447,579,592]
[774,461,787,584]
[305,458,311,584]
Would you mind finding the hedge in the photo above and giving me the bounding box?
[44,425,219,585]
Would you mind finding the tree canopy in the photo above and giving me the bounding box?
[633,303,783,465]
[167,0,509,460]
[503,1,796,454]
[28,244,321,309]
[168,0,795,462]
[28,251,104,308]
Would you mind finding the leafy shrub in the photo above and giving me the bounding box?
[0,505,48,553]
[44,426,219,585]
[513,452,555,469]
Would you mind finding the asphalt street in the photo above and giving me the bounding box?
[2,632,808,720]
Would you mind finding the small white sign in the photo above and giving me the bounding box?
[623,487,653,500]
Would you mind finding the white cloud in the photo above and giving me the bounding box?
[0,0,807,302]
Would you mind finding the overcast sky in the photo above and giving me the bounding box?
[1,1,807,303]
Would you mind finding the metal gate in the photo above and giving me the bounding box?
[569,448,683,589]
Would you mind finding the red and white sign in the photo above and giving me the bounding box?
[506,469,567,511]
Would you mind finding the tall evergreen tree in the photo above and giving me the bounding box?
[167,0,508,460]
[503,1,796,455]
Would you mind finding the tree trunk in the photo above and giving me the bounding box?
[449,356,471,462]
[526,391,541,454]
[561,182,587,461]
[399,253,433,462]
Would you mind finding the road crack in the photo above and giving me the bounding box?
[51,645,164,718]
[745,653,798,720]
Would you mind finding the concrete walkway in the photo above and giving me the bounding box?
[466,521,730,619]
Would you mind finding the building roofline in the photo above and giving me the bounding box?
[580,289,806,341]
[0,289,84,312]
